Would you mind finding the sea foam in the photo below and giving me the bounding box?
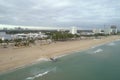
[93,49,103,54]
[26,67,56,80]
[54,54,67,59]
[36,58,50,62]
[107,42,115,46]
[26,71,49,80]
[91,43,105,49]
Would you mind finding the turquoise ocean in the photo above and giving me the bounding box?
[0,40,120,80]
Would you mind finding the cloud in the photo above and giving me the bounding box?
[0,0,120,29]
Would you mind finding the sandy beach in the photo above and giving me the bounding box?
[0,35,120,73]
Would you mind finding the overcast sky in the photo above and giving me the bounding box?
[0,0,120,29]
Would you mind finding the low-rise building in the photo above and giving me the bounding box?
[0,32,12,40]
[93,29,104,34]
[14,32,48,39]
[78,30,94,35]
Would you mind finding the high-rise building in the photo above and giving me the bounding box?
[70,27,77,34]
[110,25,117,34]
[104,25,117,35]
[93,29,103,34]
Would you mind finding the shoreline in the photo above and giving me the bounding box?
[0,35,120,74]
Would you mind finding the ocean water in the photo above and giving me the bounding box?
[0,40,120,80]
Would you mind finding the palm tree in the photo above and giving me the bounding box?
[4,39,9,45]
[29,39,35,44]
[0,39,3,46]
[14,39,22,47]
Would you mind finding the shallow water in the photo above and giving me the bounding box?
[0,40,120,80]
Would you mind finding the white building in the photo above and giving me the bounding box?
[70,27,77,34]
[93,26,118,35]
[79,30,94,35]
[14,32,47,39]
[0,32,12,40]
[93,29,104,34]
[104,28,111,34]
[104,26,117,34]
[110,26,117,34]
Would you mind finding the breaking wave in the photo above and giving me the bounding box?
[36,58,50,62]
[93,49,103,54]
[91,43,105,49]
[54,54,67,59]
[26,71,49,80]
[107,42,115,46]
[26,67,56,80]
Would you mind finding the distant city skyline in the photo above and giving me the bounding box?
[0,24,120,31]
[0,0,120,29]
[0,24,67,30]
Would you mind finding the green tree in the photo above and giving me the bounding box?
[14,39,22,47]
[51,32,75,41]
[4,39,9,45]
[0,39,3,45]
